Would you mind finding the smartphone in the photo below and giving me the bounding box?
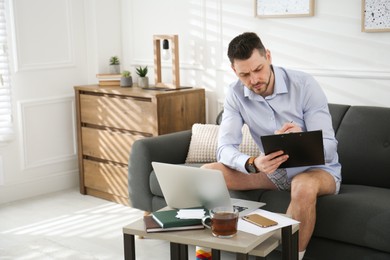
[242,213,278,228]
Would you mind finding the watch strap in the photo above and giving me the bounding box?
[246,156,258,173]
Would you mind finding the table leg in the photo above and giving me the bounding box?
[211,249,220,260]
[123,233,135,260]
[170,243,188,260]
[281,225,298,260]
[236,253,249,260]
[180,244,188,260]
[292,229,299,259]
[211,250,248,260]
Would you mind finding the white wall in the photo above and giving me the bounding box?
[127,0,390,121]
[0,0,122,204]
[0,0,389,204]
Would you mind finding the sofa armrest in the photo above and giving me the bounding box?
[128,130,192,211]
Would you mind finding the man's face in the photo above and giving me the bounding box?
[231,49,273,97]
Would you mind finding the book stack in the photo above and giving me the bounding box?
[144,209,205,233]
[96,74,121,86]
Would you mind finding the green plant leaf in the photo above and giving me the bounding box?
[136,66,148,77]
[110,56,120,65]
[121,70,131,77]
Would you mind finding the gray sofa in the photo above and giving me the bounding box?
[128,103,390,260]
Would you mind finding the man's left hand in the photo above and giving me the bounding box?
[274,122,302,134]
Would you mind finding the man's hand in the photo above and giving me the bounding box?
[274,121,302,134]
[255,122,301,174]
[254,151,288,174]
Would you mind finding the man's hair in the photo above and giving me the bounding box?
[227,32,266,64]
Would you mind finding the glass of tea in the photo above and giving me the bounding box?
[202,206,239,238]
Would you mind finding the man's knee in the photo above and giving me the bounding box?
[291,170,336,200]
[201,162,221,170]
[290,175,318,203]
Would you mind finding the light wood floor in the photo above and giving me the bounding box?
[0,188,243,259]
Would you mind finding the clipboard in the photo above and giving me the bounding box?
[260,130,325,168]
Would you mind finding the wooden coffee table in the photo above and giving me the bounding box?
[123,213,299,260]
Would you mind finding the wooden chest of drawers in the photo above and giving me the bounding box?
[74,85,205,205]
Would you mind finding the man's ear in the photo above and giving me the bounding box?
[231,64,237,73]
[266,49,272,63]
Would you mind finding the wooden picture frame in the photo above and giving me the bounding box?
[255,0,315,18]
[361,0,390,32]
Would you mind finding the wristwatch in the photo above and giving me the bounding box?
[246,157,258,173]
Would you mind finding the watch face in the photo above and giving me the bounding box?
[248,164,257,173]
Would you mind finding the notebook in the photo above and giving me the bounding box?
[261,130,325,168]
[143,215,204,233]
[151,209,203,228]
[151,162,264,217]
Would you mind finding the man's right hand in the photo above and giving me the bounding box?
[255,151,289,174]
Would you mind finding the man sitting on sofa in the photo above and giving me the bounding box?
[202,32,342,260]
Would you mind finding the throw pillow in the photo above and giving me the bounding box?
[185,124,260,164]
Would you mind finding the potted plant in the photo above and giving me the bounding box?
[120,70,133,87]
[109,56,120,74]
[136,66,149,88]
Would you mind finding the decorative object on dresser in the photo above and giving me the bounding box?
[96,74,121,86]
[74,84,205,205]
[135,66,149,88]
[109,56,120,74]
[120,70,133,88]
[153,34,180,89]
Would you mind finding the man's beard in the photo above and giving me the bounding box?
[252,67,272,91]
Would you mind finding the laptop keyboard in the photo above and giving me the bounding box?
[233,205,248,212]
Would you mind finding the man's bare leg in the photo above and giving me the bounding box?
[204,163,337,254]
[287,169,337,252]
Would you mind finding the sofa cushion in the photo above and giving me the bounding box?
[327,103,350,134]
[185,124,259,163]
[336,106,390,188]
[259,185,390,254]
[315,185,390,254]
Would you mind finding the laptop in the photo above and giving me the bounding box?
[151,162,264,216]
[261,130,325,168]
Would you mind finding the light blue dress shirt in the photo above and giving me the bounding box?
[217,66,341,182]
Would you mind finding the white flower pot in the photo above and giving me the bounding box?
[138,77,149,88]
[109,65,120,74]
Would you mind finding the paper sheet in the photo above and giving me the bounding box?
[176,209,205,219]
[238,209,299,236]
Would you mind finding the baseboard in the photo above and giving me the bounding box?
[0,170,78,205]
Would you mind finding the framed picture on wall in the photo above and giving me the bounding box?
[255,0,315,18]
[362,0,390,32]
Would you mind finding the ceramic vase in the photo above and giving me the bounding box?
[138,77,149,88]
[120,77,133,87]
